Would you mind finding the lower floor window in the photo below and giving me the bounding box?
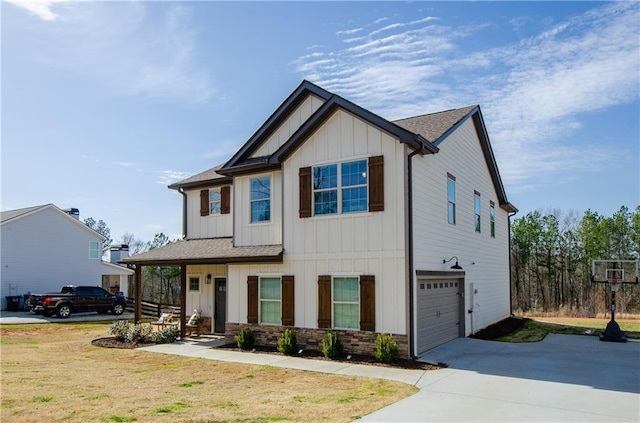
[333,277,359,329]
[260,277,281,324]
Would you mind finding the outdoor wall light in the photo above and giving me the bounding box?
[443,256,463,270]
[206,274,212,284]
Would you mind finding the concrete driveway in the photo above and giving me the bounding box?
[0,310,134,324]
[360,334,640,422]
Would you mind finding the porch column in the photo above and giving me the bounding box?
[180,264,187,338]
[135,265,142,323]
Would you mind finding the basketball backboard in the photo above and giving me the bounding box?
[591,260,639,284]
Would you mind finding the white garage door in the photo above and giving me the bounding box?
[417,278,462,354]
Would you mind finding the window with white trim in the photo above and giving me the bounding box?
[189,276,200,291]
[259,277,281,325]
[89,241,100,259]
[333,276,360,329]
[490,201,496,238]
[209,189,221,215]
[447,174,456,224]
[474,191,481,233]
[250,176,271,222]
[313,159,368,215]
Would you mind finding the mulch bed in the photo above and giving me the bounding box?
[93,317,527,368]
[216,343,444,370]
[92,337,155,349]
[469,316,529,340]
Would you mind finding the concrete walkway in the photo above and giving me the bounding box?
[138,338,427,385]
[139,334,640,422]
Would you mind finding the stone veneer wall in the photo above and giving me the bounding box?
[225,323,409,358]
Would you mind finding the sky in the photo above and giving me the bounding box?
[2,0,639,248]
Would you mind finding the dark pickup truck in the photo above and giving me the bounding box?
[28,285,127,318]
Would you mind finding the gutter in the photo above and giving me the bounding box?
[179,188,187,239]
[407,148,421,359]
[508,209,518,316]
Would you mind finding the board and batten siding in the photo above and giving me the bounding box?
[226,109,410,336]
[185,264,227,332]
[252,94,326,157]
[234,171,283,247]
[185,188,233,239]
[0,207,107,307]
[411,117,511,335]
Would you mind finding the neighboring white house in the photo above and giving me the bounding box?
[0,204,134,309]
[123,80,517,357]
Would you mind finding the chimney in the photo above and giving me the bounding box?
[110,244,130,264]
[63,208,80,220]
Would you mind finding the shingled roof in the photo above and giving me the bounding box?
[120,238,283,265]
[393,105,478,144]
[168,164,231,190]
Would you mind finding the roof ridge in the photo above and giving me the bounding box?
[393,105,478,123]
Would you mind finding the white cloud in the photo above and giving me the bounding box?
[4,0,69,21]
[156,170,191,186]
[293,2,639,191]
[12,1,213,104]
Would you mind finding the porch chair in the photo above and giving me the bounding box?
[185,309,203,337]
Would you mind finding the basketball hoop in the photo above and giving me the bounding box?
[608,279,622,292]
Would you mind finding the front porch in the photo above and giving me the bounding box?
[120,237,283,338]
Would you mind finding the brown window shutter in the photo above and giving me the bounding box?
[247,276,258,324]
[281,275,295,326]
[220,186,231,214]
[368,156,384,212]
[299,167,312,218]
[360,275,375,331]
[317,275,332,328]
[200,189,209,216]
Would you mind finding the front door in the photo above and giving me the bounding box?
[214,278,226,333]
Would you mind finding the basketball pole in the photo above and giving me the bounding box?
[599,281,626,343]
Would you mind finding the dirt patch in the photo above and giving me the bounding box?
[470,316,529,340]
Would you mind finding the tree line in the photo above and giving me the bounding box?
[510,205,639,316]
[83,217,180,306]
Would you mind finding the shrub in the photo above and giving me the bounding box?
[374,333,399,363]
[321,332,343,359]
[109,320,130,342]
[235,327,255,350]
[126,323,154,343]
[277,328,298,355]
[152,326,180,344]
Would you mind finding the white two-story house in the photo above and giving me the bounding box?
[123,80,517,357]
[1,204,134,309]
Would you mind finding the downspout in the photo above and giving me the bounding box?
[407,148,421,359]
[179,188,187,239]
[508,209,518,316]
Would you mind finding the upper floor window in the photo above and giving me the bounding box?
[259,277,281,325]
[490,201,496,238]
[474,191,481,233]
[313,159,368,215]
[209,189,221,215]
[250,176,271,222]
[89,241,100,259]
[447,174,456,224]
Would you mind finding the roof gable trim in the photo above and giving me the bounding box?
[222,80,332,171]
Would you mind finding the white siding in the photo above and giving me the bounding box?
[234,171,282,247]
[185,187,233,239]
[253,94,325,157]
[185,264,227,333]
[412,117,511,337]
[0,207,109,308]
[227,110,409,335]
